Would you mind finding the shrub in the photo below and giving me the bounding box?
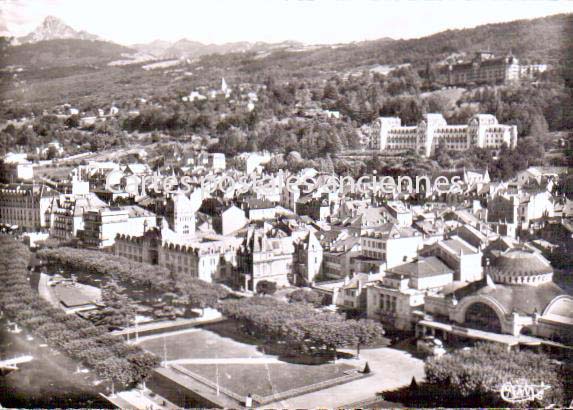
[425,343,568,407]
[256,280,277,295]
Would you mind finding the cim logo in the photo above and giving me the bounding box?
[500,381,551,404]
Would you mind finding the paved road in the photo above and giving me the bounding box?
[38,273,60,308]
[262,346,425,409]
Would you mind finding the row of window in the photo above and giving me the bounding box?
[379,293,398,312]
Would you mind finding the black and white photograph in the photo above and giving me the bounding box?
[0,0,572,408]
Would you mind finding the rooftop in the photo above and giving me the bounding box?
[441,236,478,255]
[487,249,553,277]
[388,256,453,279]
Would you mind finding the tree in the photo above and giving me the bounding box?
[426,93,450,113]
[46,145,59,160]
[425,343,569,407]
[0,237,158,389]
[95,280,136,329]
[529,113,550,147]
[347,319,386,358]
[256,280,278,295]
[64,114,80,128]
[434,139,453,168]
[288,289,324,306]
[95,357,137,391]
[127,352,161,383]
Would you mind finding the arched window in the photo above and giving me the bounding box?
[465,302,502,333]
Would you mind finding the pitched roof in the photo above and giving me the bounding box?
[388,256,453,278]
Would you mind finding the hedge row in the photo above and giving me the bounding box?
[0,236,159,388]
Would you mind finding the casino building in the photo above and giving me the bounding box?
[419,248,573,348]
[370,113,517,157]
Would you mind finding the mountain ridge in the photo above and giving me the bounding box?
[10,13,570,65]
[1,13,570,76]
[132,38,309,59]
[16,16,101,44]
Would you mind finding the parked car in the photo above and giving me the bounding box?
[417,336,446,357]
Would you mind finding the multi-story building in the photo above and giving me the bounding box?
[420,236,483,282]
[361,224,424,269]
[486,190,555,233]
[115,229,242,283]
[293,231,323,285]
[115,228,163,264]
[450,223,497,250]
[446,52,520,86]
[208,153,226,171]
[236,228,295,291]
[383,201,413,227]
[0,162,34,182]
[159,236,242,283]
[281,183,301,213]
[322,234,362,279]
[444,52,548,86]
[420,249,573,346]
[366,256,454,330]
[164,190,202,240]
[0,183,58,230]
[334,272,383,311]
[46,192,108,240]
[296,196,331,221]
[82,205,156,249]
[519,63,548,80]
[370,113,517,157]
[242,197,276,221]
[200,199,248,235]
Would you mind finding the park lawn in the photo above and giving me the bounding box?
[182,362,356,399]
[138,329,264,361]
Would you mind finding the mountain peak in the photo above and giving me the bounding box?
[42,15,65,25]
[17,15,100,44]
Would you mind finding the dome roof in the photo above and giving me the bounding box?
[542,296,573,319]
[487,249,552,277]
[474,282,566,316]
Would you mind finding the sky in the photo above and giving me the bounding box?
[1,0,572,45]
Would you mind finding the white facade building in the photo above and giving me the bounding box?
[371,113,518,157]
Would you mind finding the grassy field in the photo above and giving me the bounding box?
[182,362,355,398]
[138,328,263,360]
[138,326,362,403]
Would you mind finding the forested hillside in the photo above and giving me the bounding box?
[0,13,571,108]
[0,38,133,69]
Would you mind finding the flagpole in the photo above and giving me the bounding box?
[216,352,220,396]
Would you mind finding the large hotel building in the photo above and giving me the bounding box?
[444,51,547,86]
[370,113,518,157]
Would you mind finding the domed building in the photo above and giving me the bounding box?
[486,249,554,286]
[421,248,573,347]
